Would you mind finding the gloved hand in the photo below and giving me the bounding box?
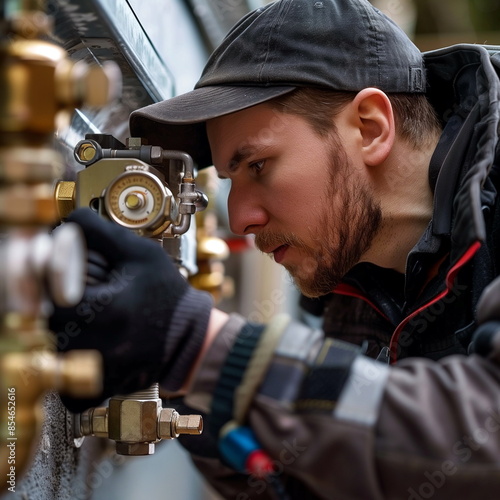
[470,276,500,357]
[49,208,213,413]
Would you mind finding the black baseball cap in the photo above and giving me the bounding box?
[129,0,425,169]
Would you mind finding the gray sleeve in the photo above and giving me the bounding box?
[184,316,500,499]
[248,353,500,499]
[375,354,500,499]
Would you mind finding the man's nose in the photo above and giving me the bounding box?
[227,185,268,236]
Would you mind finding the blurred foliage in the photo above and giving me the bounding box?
[415,0,500,33]
[469,0,500,31]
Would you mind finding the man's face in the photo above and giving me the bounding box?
[207,103,381,297]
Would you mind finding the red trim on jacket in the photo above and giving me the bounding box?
[333,283,390,321]
[389,241,481,364]
[333,241,482,364]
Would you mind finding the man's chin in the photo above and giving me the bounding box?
[298,288,325,299]
[287,260,349,297]
[290,272,335,298]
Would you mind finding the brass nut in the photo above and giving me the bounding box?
[83,65,116,107]
[54,181,76,219]
[108,398,161,443]
[2,40,69,134]
[197,236,230,260]
[90,407,108,437]
[190,271,225,291]
[158,408,177,439]
[115,442,155,456]
[75,142,97,162]
[78,407,108,438]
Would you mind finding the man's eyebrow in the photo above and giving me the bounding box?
[228,145,260,171]
[217,145,261,178]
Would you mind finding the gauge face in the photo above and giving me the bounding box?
[104,171,168,230]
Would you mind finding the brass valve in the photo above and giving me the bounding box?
[75,384,203,456]
[1,348,102,399]
[0,322,102,484]
[0,36,120,140]
[0,2,121,492]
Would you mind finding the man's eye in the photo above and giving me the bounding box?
[249,160,265,173]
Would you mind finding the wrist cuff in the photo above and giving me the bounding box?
[209,322,265,438]
[209,315,291,438]
[160,287,213,392]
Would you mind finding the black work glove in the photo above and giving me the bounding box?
[469,277,500,358]
[49,208,213,413]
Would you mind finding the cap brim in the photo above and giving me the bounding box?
[129,85,296,169]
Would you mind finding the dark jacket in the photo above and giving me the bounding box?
[326,44,500,364]
[180,45,500,500]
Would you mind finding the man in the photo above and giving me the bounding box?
[51,0,500,498]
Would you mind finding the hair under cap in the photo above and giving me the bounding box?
[130,0,425,168]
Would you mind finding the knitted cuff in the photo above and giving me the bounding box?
[209,315,291,438]
[209,322,265,438]
[160,287,214,392]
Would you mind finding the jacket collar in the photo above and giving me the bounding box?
[424,45,500,261]
[403,45,500,298]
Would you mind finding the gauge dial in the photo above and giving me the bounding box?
[103,170,171,232]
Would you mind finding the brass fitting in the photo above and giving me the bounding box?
[78,407,108,439]
[0,146,62,183]
[76,384,203,456]
[108,396,162,449]
[0,343,102,482]
[158,408,203,439]
[0,1,121,493]
[0,24,120,143]
[189,169,233,303]
[6,6,53,39]
[54,181,76,220]
[0,183,58,225]
[0,349,102,400]
[74,141,97,163]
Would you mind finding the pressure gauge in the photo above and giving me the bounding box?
[103,169,173,236]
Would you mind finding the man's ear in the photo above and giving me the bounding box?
[352,88,395,167]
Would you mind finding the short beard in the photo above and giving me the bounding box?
[256,137,382,298]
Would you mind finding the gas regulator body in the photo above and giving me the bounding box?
[56,134,208,239]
